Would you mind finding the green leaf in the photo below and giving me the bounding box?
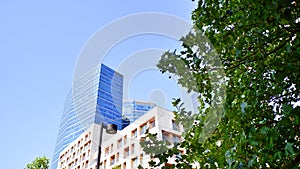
[286,42,291,54]
[285,142,295,156]
[260,126,269,135]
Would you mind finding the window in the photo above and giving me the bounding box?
[124,135,127,145]
[140,154,144,167]
[173,135,181,143]
[110,155,115,165]
[140,123,147,135]
[162,130,172,143]
[172,120,180,131]
[149,119,155,129]
[82,153,86,160]
[116,153,119,163]
[84,141,90,150]
[105,147,109,156]
[131,158,139,169]
[117,138,122,148]
[124,147,129,158]
[85,160,89,168]
[110,144,114,153]
[131,144,135,154]
[103,160,106,169]
[131,129,137,139]
[85,134,89,141]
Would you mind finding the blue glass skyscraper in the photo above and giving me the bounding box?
[50,64,123,169]
[123,100,156,124]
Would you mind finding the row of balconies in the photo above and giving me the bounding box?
[59,144,91,169]
[60,132,92,160]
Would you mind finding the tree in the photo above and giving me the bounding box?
[142,0,300,168]
[25,156,49,169]
[112,165,121,169]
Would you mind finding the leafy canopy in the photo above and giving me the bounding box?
[142,0,300,168]
[25,156,49,169]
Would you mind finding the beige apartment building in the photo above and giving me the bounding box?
[57,106,184,169]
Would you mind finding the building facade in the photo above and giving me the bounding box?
[122,100,156,124]
[100,106,184,169]
[56,106,185,169]
[56,123,101,169]
[51,64,124,169]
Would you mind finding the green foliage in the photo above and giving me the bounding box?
[145,0,300,168]
[25,156,49,169]
[112,165,121,169]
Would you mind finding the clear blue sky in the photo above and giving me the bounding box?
[0,1,196,168]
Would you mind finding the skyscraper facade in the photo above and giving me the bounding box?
[122,100,156,124]
[51,64,123,169]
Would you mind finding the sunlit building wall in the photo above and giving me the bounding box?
[100,106,184,169]
[56,106,185,169]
